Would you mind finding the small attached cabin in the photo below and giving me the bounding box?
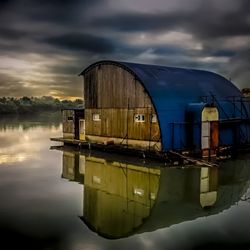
[75,60,250,156]
[63,108,85,140]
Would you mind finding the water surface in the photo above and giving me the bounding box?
[0,114,250,250]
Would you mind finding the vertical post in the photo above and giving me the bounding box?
[233,96,236,118]
[82,75,85,102]
[126,98,129,148]
[171,123,175,149]
[180,123,182,149]
[148,107,152,151]
[240,97,243,119]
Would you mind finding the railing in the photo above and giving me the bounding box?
[199,94,250,146]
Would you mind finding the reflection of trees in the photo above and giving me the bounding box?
[0,112,62,130]
[240,192,250,203]
[242,88,250,97]
[0,96,83,114]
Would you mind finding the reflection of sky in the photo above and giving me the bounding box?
[0,124,61,165]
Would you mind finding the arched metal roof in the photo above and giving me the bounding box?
[81,60,243,151]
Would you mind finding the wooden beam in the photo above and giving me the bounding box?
[169,150,218,167]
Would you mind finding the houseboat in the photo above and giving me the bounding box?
[51,60,250,160]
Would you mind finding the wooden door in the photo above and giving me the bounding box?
[75,116,80,140]
[210,121,219,148]
[79,119,85,141]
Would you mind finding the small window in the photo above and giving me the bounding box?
[134,188,144,197]
[67,116,73,121]
[93,175,101,184]
[151,114,157,123]
[134,114,145,122]
[93,113,101,121]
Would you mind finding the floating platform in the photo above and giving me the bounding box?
[50,137,219,168]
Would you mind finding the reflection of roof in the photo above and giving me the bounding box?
[80,60,243,150]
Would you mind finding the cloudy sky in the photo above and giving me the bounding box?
[0,0,249,99]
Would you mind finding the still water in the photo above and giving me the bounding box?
[0,113,250,250]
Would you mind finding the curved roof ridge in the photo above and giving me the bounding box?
[81,60,231,82]
[81,59,219,75]
[80,60,241,96]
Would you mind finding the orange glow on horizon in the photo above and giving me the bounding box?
[51,95,82,101]
[48,90,82,101]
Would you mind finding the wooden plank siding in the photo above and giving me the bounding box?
[84,65,153,109]
[63,110,74,134]
[83,64,161,144]
[85,109,160,141]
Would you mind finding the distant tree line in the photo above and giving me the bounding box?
[242,88,250,97]
[0,96,83,114]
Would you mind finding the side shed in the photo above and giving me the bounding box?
[62,108,85,140]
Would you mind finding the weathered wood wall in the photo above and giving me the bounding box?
[83,64,161,142]
[84,64,152,108]
[63,110,74,134]
[85,108,160,141]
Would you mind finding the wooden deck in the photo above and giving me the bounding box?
[51,137,86,145]
[50,137,163,159]
[50,137,219,167]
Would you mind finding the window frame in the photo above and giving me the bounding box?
[151,114,157,123]
[92,113,101,121]
[134,114,145,123]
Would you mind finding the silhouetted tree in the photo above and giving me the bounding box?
[0,96,83,114]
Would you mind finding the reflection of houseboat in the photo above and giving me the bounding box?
[51,61,250,159]
[59,148,250,239]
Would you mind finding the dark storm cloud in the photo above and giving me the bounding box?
[184,47,236,60]
[227,48,250,88]
[210,50,236,58]
[0,0,110,55]
[91,0,250,39]
[153,46,185,55]
[0,0,12,7]
[25,0,85,24]
[49,65,81,76]
[2,0,248,57]
[0,0,104,11]
[0,0,105,26]
[0,73,37,97]
[0,27,29,40]
[0,0,249,98]
[44,33,115,54]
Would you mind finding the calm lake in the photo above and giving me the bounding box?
[0,113,250,250]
